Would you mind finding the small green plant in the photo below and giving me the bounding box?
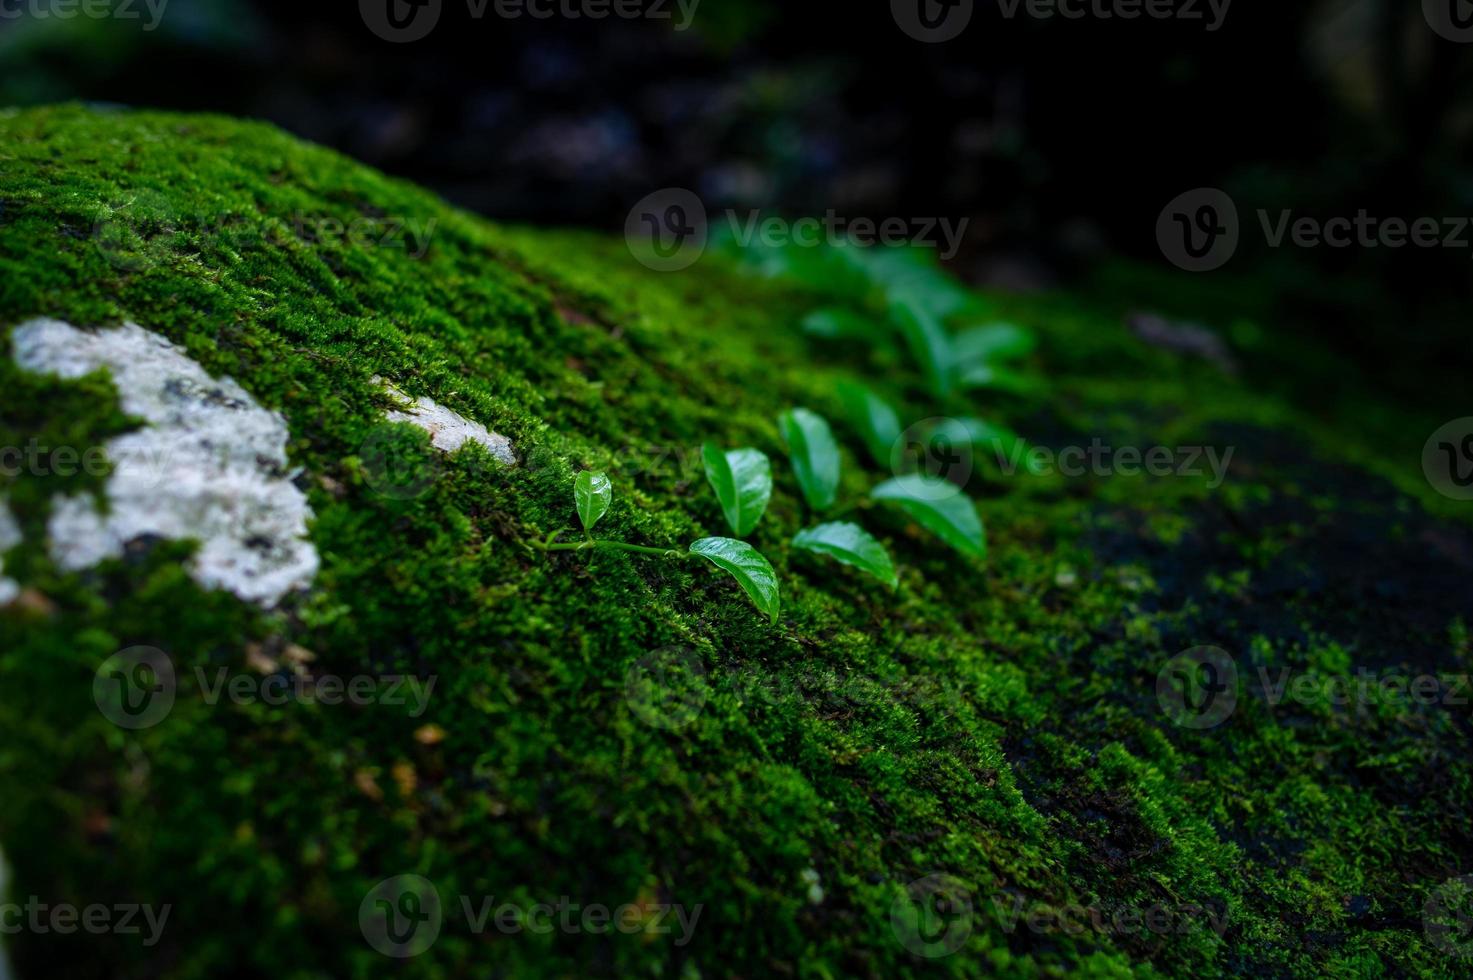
[889,296,956,399]
[953,320,1036,363]
[801,308,891,344]
[791,522,897,588]
[701,444,772,537]
[930,416,1045,477]
[778,407,841,511]
[535,471,781,623]
[772,406,900,587]
[688,537,781,623]
[870,475,986,559]
[952,321,1043,395]
[834,381,901,468]
[573,470,612,539]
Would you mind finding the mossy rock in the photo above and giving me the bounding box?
[1,104,1471,978]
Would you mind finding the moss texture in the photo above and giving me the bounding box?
[1,105,1471,978]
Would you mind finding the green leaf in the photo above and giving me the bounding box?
[889,296,955,398]
[956,362,1044,395]
[802,308,891,343]
[689,537,781,623]
[835,381,902,467]
[701,444,773,537]
[863,246,983,320]
[871,475,986,559]
[792,522,898,588]
[953,321,1036,365]
[934,417,1045,477]
[574,471,612,532]
[778,407,841,511]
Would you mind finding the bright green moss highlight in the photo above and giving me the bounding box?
[0,105,1470,978]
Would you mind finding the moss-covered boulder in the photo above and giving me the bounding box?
[1,105,1471,978]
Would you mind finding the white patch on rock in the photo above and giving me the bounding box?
[0,497,20,606]
[375,377,516,465]
[11,319,319,607]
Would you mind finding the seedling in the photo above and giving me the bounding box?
[535,472,781,623]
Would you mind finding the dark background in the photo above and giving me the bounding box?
[2,0,1469,414]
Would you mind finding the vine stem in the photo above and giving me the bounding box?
[532,533,687,560]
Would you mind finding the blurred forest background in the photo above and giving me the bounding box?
[2,0,1469,421]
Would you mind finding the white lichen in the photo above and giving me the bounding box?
[375,377,517,465]
[11,319,319,607]
[0,497,20,606]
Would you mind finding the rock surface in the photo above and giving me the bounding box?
[0,106,1470,980]
[12,318,318,607]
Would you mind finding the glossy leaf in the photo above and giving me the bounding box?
[871,475,986,559]
[792,522,898,588]
[889,296,955,398]
[835,381,902,467]
[778,407,841,511]
[689,537,781,623]
[574,471,612,532]
[702,444,773,537]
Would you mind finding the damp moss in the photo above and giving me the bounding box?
[0,104,1470,979]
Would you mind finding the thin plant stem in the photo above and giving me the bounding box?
[533,534,686,560]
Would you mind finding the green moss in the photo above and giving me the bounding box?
[1,105,1470,978]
